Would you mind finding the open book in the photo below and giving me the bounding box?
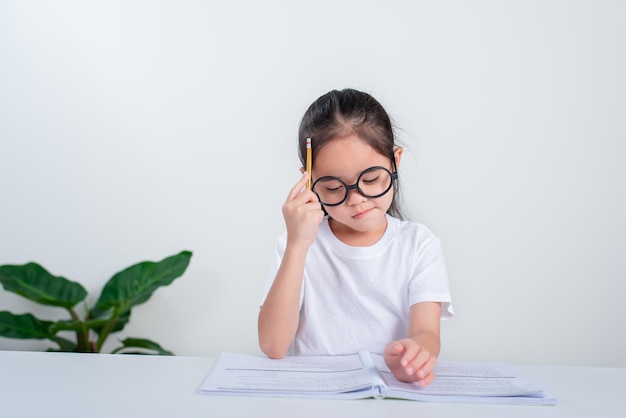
[198,351,557,405]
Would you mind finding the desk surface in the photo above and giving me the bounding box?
[1,350,624,418]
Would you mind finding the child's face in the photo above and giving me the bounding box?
[312,135,400,236]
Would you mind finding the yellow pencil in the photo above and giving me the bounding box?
[305,137,312,190]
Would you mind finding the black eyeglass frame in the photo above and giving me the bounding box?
[311,164,398,207]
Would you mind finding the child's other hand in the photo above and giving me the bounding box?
[282,172,324,248]
[383,339,437,386]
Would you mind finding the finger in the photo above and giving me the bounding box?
[409,347,429,369]
[415,355,438,380]
[291,184,320,207]
[283,191,321,220]
[400,343,420,369]
[302,201,324,221]
[404,345,430,376]
[284,193,321,218]
[306,201,325,224]
[384,341,404,357]
[417,371,436,387]
[304,189,320,204]
[286,172,309,202]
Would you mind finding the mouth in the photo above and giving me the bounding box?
[352,208,373,220]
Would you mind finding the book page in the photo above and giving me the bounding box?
[370,354,547,398]
[199,352,375,397]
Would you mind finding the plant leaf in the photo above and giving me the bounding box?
[110,337,174,355]
[0,263,87,309]
[94,251,192,312]
[47,337,78,352]
[0,311,56,340]
[0,311,76,351]
[0,311,78,351]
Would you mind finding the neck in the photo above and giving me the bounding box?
[328,217,388,247]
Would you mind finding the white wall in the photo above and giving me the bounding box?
[1,0,624,367]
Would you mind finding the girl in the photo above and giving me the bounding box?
[258,88,453,387]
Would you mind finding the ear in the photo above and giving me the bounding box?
[393,147,403,169]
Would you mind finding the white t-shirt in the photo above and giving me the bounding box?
[262,215,453,356]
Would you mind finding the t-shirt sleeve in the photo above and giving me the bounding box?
[408,236,454,320]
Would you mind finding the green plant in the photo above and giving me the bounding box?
[0,250,192,355]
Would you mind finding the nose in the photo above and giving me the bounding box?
[345,186,366,206]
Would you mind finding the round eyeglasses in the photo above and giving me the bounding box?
[312,166,398,207]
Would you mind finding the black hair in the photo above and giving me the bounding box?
[298,88,405,219]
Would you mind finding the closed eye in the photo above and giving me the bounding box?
[324,186,343,193]
[361,175,381,184]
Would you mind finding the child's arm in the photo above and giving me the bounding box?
[383,302,441,386]
[258,172,324,359]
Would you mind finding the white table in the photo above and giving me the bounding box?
[1,350,624,417]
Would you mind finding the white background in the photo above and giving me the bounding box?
[1,1,624,367]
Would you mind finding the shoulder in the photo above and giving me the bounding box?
[388,215,440,244]
[386,216,444,264]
